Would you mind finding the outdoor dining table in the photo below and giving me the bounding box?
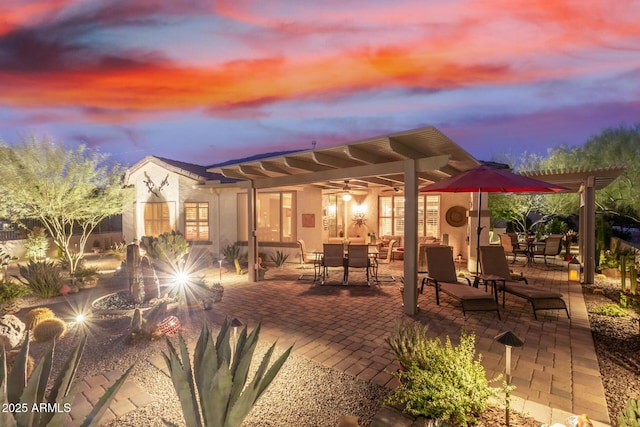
[313,245,379,284]
[522,239,545,265]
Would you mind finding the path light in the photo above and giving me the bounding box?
[75,314,86,323]
[568,256,581,282]
[230,318,243,360]
[495,330,524,427]
[219,259,223,282]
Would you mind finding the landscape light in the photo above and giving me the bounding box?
[75,314,86,323]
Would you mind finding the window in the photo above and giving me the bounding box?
[237,191,296,242]
[185,202,209,241]
[144,202,171,236]
[378,195,440,237]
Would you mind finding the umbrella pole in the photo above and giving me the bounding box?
[476,188,482,275]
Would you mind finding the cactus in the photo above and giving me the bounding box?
[619,394,640,427]
[24,307,55,330]
[162,318,293,427]
[32,318,67,342]
[0,332,133,427]
[130,308,144,332]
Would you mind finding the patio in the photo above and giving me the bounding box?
[216,259,610,426]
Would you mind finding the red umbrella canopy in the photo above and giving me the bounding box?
[420,165,568,194]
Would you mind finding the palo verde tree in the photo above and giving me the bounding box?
[0,134,134,273]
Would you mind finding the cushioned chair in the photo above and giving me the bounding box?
[479,245,569,319]
[422,246,500,318]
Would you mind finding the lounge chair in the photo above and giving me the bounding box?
[479,245,570,319]
[422,246,500,318]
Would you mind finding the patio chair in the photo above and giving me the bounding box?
[297,239,321,281]
[531,234,563,265]
[479,245,569,319]
[421,246,500,318]
[321,243,346,285]
[500,233,529,264]
[373,239,396,282]
[345,244,371,286]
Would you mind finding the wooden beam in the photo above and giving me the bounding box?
[238,165,269,177]
[388,137,427,159]
[220,168,250,180]
[259,161,290,175]
[312,151,363,168]
[344,145,388,164]
[284,156,332,172]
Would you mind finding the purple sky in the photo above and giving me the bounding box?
[1,0,639,166]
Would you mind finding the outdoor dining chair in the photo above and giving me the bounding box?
[345,244,371,286]
[500,233,529,264]
[321,243,346,285]
[531,234,563,265]
[373,239,396,282]
[297,239,322,281]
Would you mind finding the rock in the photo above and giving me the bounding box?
[59,283,71,295]
[0,314,26,349]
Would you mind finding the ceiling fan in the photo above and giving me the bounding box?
[325,180,367,200]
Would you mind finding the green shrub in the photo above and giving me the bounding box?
[0,279,31,303]
[15,260,64,298]
[24,227,49,261]
[268,250,289,267]
[385,330,498,426]
[619,393,640,426]
[385,321,430,369]
[591,303,629,317]
[73,266,99,279]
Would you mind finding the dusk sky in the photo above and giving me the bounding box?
[1,0,639,167]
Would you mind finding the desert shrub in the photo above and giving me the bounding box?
[15,260,64,298]
[385,330,498,426]
[269,250,290,267]
[385,321,430,369]
[24,227,49,261]
[0,279,31,303]
[73,266,99,279]
[619,393,640,426]
[591,303,629,317]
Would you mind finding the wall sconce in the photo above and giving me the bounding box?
[568,256,580,282]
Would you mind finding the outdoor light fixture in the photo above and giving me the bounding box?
[219,259,223,282]
[174,271,189,287]
[75,314,86,323]
[230,318,243,360]
[568,256,581,282]
[495,330,524,427]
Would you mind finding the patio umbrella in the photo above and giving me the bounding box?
[420,164,568,274]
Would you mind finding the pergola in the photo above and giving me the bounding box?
[521,165,626,284]
[208,126,479,315]
[208,126,626,314]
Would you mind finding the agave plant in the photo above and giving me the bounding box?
[0,332,133,427]
[162,318,292,427]
[619,394,640,427]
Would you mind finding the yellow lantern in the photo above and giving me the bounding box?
[568,257,581,282]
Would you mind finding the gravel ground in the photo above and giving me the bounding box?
[13,257,639,427]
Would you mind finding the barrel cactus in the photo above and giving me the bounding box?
[32,317,67,342]
[24,307,55,330]
[619,394,640,427]
[163,318,292,427]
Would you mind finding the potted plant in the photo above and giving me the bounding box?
[0,279,31,314]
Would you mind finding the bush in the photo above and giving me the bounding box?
[385,321,430,369]
[591,303,629,317]
[15,260,64,298]
[385,329,498,426]
[0,279,31,303]
[24,227,49,261]
[269,250,289,267]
